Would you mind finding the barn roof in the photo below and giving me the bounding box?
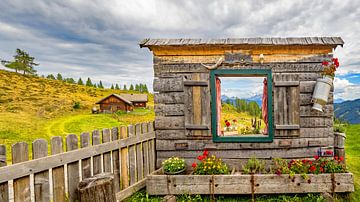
[139,37,344,48]
[96,94,133,105]
[120,94,148,102]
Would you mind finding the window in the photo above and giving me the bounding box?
[210,69,273,142]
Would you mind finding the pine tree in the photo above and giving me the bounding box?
[56,73,63,81]
[143,84,148,93]
[65,78,75,84]
[1,49,39,74]
[77,78,84,85]
[123,84,127,90]
[129,84,134,91]
[86,78,93,87]
[135,84,140,91]
[111,84,114,89]
[139,84,143,92]
[46,74,55,80]
[98,81,104,88]
[115,84,120,90]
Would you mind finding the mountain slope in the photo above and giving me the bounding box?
[334,99,360,124]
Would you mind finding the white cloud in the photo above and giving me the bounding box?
[334,77,360,100]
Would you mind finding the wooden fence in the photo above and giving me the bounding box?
[0,122,156,202]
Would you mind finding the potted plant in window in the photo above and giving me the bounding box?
[162,157,186,175]
[312,58,339,112]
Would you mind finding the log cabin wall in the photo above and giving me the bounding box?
[142,38,343,169]
[99,95,132,112]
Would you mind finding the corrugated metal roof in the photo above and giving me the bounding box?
[119,94,148,102]
[139,37,344,47]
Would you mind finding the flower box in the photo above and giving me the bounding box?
[146,169,354,195]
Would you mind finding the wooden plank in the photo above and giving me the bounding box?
[156,130,187,140]
[300,117,333,128]
[183,80,208,86]
[102,128,112,173]
[111,127,120,192]
[12,142,30,202]
[300,93,333,105]
[0,131,155,184]
[92,130,102,175]
[155,116,184,130]
[135,124,144,181]
[153,77,184,92]
[0,145,8,202]
[32,139,50,202]
[148,122,156,172]
[274,81,299,86]
[154,104,184,116]
[51,137,66,202]
[275,125,300,130]
[154,92,185,104]
[185,125,209,130]
[128,125,137,185]
[66,134,79,202]
[141,123,150,177]
[156,137,333,150]
[300,81,333,93]
[192,73,202,136]
[299,127,333,138]
[119,126,129,190]
[80,132,91,179]
[300,105,333,117]
[116,178,146,202]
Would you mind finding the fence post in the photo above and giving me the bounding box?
[142,123,150,177]
[135,124,144,181]
[148,122,156,172]
[32,139,50,202]
[12,142,30,202]
[0,145,8,201]
[120,126,129,189]
[111,127,120,192]
[92,130,102,175]
[66,134,79,202]
[102,129,112,173]
[80,132,91,179]
[128,125,136,185]
[51,136,66,202]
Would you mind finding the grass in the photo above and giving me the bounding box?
[126,124,360,201]
[0,70,154,162]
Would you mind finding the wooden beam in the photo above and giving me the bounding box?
[274,81,300,87]
[185,125,209,130]
[275,125,300,130]
[183,81,208,86]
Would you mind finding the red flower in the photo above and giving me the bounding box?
[332,58,340,67]
[339,156,344,161]
[302,159,307,164]
[192,162,197,168]
[334,156,339,160]
[203,150,209,156]
[233,119,237,123]
[197,155,205,161]
[226,122,231,127]
[320,167,324,173]
[310,166,316,172]
[325,150,333,155]
[275,169,281,176]
[309,161,313,165]
[322,61,329,66]
[314,155,319,160]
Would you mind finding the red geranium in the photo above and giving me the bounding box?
[203,150,209,156]
[310,165,316,172]
[320,167,324,173]
[225,121,231,127]
[192,162,197,168]
[322,61,329,66]
[339,156,344,161]
[314,155,319,160]
[197,155,205,161]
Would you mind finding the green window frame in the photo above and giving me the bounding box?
[210,69,274,143]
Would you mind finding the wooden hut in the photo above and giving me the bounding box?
[120,93,148,108]
[140,37,345,169]
[96,94,134,112]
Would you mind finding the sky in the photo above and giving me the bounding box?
[0,0,359,101]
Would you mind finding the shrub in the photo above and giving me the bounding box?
[192,150,229,175]
[242,156,266,174]
[73,102,81,109]
[162,157,185,173]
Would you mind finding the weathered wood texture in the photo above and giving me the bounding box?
[78,173,116,202]
[12,142,31,202]
[102,129,112,173]
[0,122,156,202]
[147,171,354,195]
[32,139,50,202]
[0,145,8,202]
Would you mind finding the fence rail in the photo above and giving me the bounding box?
[0,122,156,202]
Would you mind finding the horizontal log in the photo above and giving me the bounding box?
[300,105,333,117]
[153,77,184,92]
[300,127,334,138]
[155,116,185,130]
[185,125,209,130]
[147,172,354,195]
[300,93,333,105]
[154,92,185,104]
[300,81,334,93]
[154,104,184,116]
[275,125,300,130]
[156,147,321,159]
[300,117,333,128]
[274,81,299,87]
[183,81,208,86]
[156,137,333,151]
[0,131,155,183]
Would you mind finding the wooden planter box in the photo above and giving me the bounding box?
[147,169,354,195]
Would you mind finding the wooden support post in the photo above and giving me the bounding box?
[32,139,50,202]
[0,145,8,202]
[92,130,102,175]
[66,134,80,202]
[111,127,120,192]
[135,123,144,181]
[77,173,116,202]
[120,126,129,189]
[102,129,112,173]
[128,125,136,185]
[12,142,30,202]
[51,136,66,202]
[80,132,91,179]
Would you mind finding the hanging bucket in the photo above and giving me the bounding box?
[312,76,333,112]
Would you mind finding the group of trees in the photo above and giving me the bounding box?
[45,73,149,92]
[1,49,38,75]
[224,98,262,118]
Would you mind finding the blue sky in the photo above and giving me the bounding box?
[0,0,359,100]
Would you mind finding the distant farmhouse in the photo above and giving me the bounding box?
[96,94,148,112]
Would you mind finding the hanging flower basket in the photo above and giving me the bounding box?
[312,58,339,112]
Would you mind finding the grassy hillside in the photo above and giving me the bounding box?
[335,99,360,124]
[0,69,154,161]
